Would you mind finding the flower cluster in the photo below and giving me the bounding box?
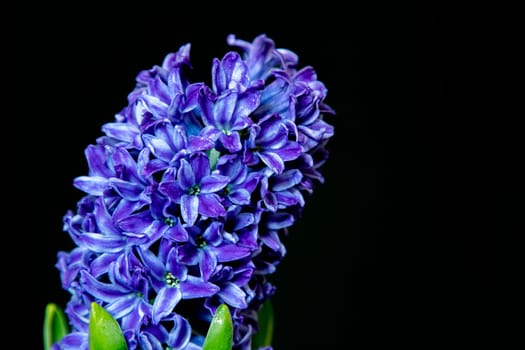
[54,34,335,350]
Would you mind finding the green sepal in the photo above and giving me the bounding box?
[202,303,233,350]
[88,302,128,350]
[208,148,221,170]
[251,299,274,349]
[43,303,69,350]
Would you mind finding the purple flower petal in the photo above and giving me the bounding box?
[200,250,217,281]
[117,210,153,232]
[77,233,126,254]
[80,271,128,300]
[162,43,191,69]
[190,153,210,180]
[178,159,195,189]
[90,253,119,278]
[170,124,189,150]
[260,230,282,251]
[180,275,219,298]
[198,194,226,218]
[188,135,215,152]
[213,90,237,126]
[177,244,200,265]
[276,190,304,207]
[73,176,108,195]
[138,110,160,132]
[150,76,171,103]
[213,244,252,262]
[105,295,141,319]
[200,175,230,193]
[122,231,150,244]
[228,188,251,205]
[139,95,168,120]
[56,333,87,349]
[267,212,295,230]
[181,82,204,113]
[243,172,261,192]
[143,159,168,178]
[138,247,165,280]
[258,151,284,174]
[218,282,247,309]
[233,212,255,230]
[159,181,184,202]
[237,225,258,250]
[93,197,120,235]
[101,123,140,145]
[263,191,278,212]
[257,117,288,148]
[299,120,334,141]
[111,148,141,180]
[152,287,182,324]
[272,169,303,191]
[121,302,151,331]
[276,141,303,161]
[168,315,191,348]
[109,178,144,201]
[167,250,188,280]
[202,221,222,245]
[214,51,249,93]
[112,198,146,221]
[85,145,112,177]
[219,132,242,153]
[212,57,226,93]
[181,194,199,225]
[164,223,188,242]
[143,134,174,162]
[197,87,216,125]
[255,260,277,274]
[197,125,221,140]
[139,332,164,350]
[234,92,260,119]
[231,265,255,286]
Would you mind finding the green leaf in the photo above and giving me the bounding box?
[88,302,128,350]
[202,303,233,350]
[251,299,274,349]
[43,303,69,350]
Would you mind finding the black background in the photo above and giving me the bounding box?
[13,2,520,349]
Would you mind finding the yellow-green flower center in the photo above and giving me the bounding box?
[165,272,180,287]
[195,234,206,248]
[188,184,201,195]
[164,217,175,227]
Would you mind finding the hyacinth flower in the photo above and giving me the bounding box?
[43,33,335,350]
[159,153,231,226]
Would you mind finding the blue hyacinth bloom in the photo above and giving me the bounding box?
[54,33,335,350]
